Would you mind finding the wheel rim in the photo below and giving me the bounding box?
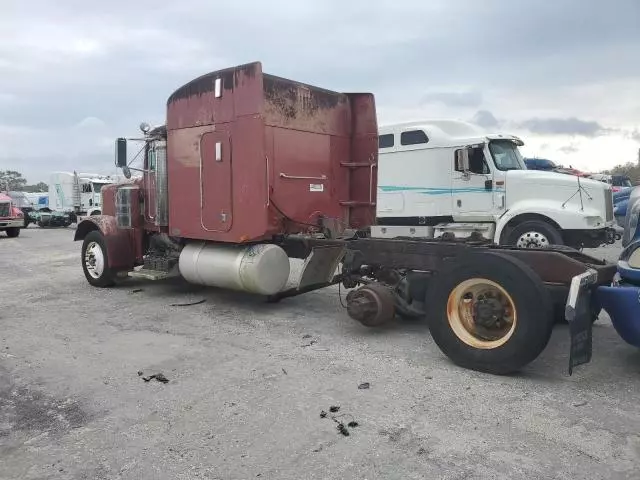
[516,231,549,248]
[85,241,105,279]
[446,278,517,349]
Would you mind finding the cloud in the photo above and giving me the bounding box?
[518,117,608,137]
[0,0,639,180]
[627,129,640,142]
[421,91,483,108]
[471,110,500,129]
[559,144,580,154]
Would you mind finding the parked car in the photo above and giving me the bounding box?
[524,158,590,177]
[611,175,633,191]
[588,173,634,192]
[524,158,558,171]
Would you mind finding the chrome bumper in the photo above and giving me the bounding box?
[0,219,24,228]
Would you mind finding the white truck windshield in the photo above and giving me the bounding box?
[489,140,526,171]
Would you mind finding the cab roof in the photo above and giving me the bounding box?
[379,119,524,148]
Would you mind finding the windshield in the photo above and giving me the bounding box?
[489,140,526,171]
[612,177,633,188]
[92,182,110,193]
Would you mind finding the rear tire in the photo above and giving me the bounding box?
[6,227,20,238]
[505,220,563,248]
[425,251,554,375]
[81,231,115,287]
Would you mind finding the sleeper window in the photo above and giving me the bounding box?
[379,134,394,148]
[400,130,429,146]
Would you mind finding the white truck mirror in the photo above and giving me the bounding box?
[455,148,470,172]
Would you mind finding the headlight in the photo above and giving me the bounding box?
[623,200,640,247]
[629,248,640,269]
[620,239,640,268]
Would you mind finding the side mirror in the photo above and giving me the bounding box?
[115,138,127,168]
[122,166,132,179]
[455,148,470,172]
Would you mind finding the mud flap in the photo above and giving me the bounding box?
[565,269,598,375]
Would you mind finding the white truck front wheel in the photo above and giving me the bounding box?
[505,220,563,248]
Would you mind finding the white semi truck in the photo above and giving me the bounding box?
[49,172,120,223]
[374,120,615,249]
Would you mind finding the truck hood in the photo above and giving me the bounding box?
[506,169,608,194]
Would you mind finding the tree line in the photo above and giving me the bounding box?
[603,162,640,185]
[0,170,48,193]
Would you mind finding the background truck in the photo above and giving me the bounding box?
[0,192,25,237]
[74,62,616,376]
[375,121,616,249]
[49,171,120,222]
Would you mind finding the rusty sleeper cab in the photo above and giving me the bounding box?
[75,62,377,294]
[75,62,615,376]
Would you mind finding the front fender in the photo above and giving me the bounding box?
[74,215,136,270]
[597,284,640,348]
[495,200,605,242]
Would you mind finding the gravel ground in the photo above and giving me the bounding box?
[1,227,639,479]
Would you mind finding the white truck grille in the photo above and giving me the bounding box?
[0,202,10,218]
[605,189,613,222]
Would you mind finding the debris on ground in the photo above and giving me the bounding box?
[137,371,144,376]
[573,400,588,407]
[169,299,206,307]
[337,423,350,436]
[301,340,318,347]
[358,382,370,390]
[282,368,288,375]
[320,405,360,436]
[142,373,169,384]
[129,289,144,294]
[302,334,313,339]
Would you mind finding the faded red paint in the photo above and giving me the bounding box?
[77,183,145,269]
[0,193,24,220]
[165,61,378,243]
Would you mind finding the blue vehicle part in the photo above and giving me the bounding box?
[597,283,640,347]
[596,219,640,348]
[621,191,640,247]
[613,187,634,226]
[613,187,632,203]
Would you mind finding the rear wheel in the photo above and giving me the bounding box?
[6,227,20,238]
[505,220,563,248]
[81,231,115,287]
[426,251,554,374]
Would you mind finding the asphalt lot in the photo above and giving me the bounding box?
[1,227,639,480]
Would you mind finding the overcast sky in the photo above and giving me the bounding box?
[1,0,639,183]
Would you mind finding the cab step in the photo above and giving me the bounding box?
[128,267,179,281]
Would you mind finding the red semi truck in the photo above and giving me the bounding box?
[0,192,25,237]
[74,62,615,375]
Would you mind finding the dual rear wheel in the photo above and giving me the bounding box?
[425,252,555,374]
